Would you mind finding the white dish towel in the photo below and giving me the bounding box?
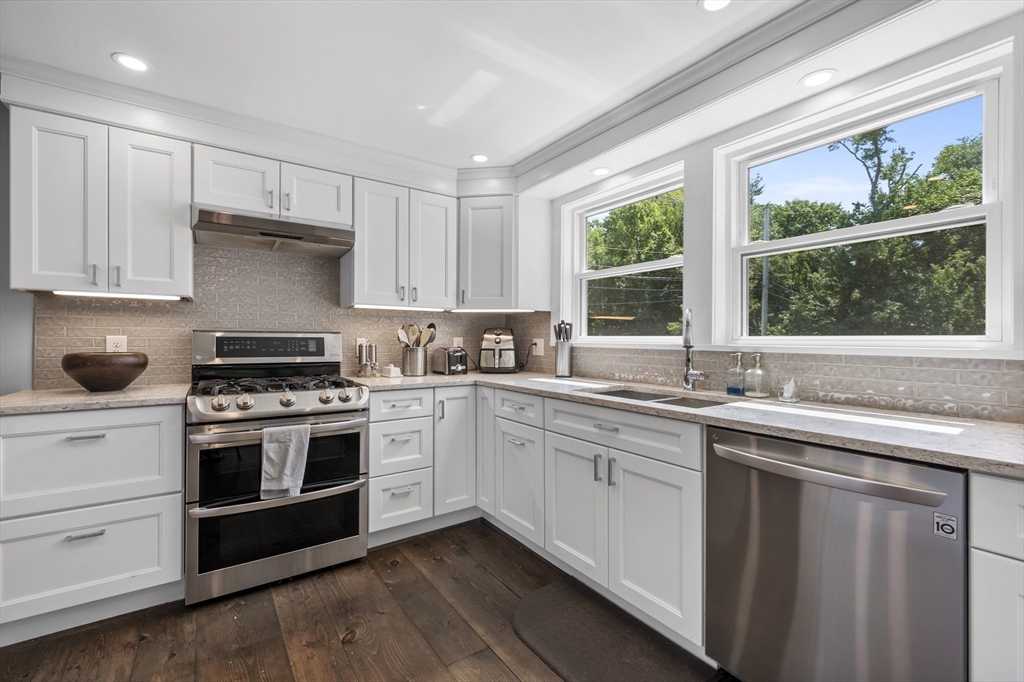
[261,424,310,500]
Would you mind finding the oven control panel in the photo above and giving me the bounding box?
[192,331,342,365]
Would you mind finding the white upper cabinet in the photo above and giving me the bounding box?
[409,190,458,309]
[108,129,193,297]
[9,108,108,292]
[459,195,515,309]
[280,162,353,225]
[193,145,280,214]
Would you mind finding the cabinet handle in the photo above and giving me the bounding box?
[508,438,525,446]
[439,400,445,419]
[593,423,620,433]
[91,264,99,285]
[507,403,526,412]
[114,265,122,287]
[400,286,406,301]
[412,287,418,302]
[389,434,414,442]
[389,401,414,408]
[65,529,106,542]
[268,190,275,209]
[284,192,292,210]
[390,487,415,496]
[594,454,602,482]
[608,457,617,486]
[462,290,466,304]
[66,433,106,442]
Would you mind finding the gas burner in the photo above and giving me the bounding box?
[197,379,265,397]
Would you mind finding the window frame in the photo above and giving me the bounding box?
[721,77,1009,351]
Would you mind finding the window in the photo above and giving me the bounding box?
[577,188,684,338]
[729,82,1003,347]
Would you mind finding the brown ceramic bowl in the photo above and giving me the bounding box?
[61,352,149,392]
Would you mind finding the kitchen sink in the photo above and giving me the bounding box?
[582,388,725,408]
[651,396,722,409]
[586,388,676,401]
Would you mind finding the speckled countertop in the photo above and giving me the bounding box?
[3,373,1021,477]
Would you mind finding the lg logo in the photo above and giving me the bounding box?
[934,512,958,540]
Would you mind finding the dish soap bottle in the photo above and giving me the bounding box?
[726,353,745,396]
[744,353,770,398]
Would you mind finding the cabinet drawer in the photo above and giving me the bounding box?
[0,493,182,622]
[0,406,184,519]
[494,389,544,428]
[971,473,1024,561]
[369,389,434,422]
[369,417,433,477]
[368,468,433,532]
[970,548,1024,682]
[545,399,702,471]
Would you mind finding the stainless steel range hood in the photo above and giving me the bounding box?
[191,204,355,257]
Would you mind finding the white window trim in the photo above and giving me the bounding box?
[713,52,1017,355]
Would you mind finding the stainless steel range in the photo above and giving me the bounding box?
[184,331,368,604]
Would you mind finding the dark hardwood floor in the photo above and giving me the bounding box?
[0,520,566,682]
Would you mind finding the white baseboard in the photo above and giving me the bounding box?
[368,506,482,548]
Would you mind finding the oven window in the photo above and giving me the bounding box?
[197,488,360,574]
[198,431,361,504]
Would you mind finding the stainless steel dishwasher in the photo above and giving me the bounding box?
[706,427,966,682]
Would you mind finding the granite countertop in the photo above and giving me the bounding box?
[0,383,191,415]
[360,371,1024,477]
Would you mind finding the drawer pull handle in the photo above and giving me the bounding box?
[390,434,414,442]
[608,457,617,486]
[593,454,602,482]
[389,401,414,408]
[65,529,106,542]
[507,403,526,411]
[508,438,525,446]
[593,423,619,433]
[66,433,107,442]
[391,487,415,496]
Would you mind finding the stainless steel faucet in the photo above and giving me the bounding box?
[682,308,707,391]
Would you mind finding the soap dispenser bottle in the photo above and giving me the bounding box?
[744,353,770,398]
[726,353,745,396]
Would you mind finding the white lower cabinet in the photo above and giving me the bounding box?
[368,468,434,532]
[476,387,496,515]
[368,417,433,477]
[971,548,1024,681]
[434,386,476,516]
[0,493,182,622]
[495,418,544,546]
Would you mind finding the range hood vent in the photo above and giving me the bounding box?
[191,204,355,258]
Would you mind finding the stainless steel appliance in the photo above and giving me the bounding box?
[479,328,518,373]
[432,346,468,375]
[192,204,355,257]
[706,427,966,682]
[185,331,369,604]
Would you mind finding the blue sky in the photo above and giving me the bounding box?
[753,96,982,208]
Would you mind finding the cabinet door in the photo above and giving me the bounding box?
[347,179,409,307]
[108,129,192,297]
[545,432,608,585]
[193,145,280,214]
[458,196,515,309]
[608,450,702,644]
[409,190,457,309]
[280,163,353,226]
[434,386,476,515]
[494,418,544,545]
[476,387,496,515]
[971,548,1024,682]
[9,108,108,292]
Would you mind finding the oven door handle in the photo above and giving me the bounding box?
[188,418,368,445]
[188,478,367,518]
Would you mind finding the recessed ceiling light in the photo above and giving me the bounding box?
[592,167,611,176]
[471,154,488,163]
[112,53,150,72]
[801,69,836,87]
[416,105,426,110]
[699,0,732,12]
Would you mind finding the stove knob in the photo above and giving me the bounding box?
[211,395,231,412]
[236,394,255,410]
[279,390,297,407]
[318,389,335,404]
[338,388,354,403]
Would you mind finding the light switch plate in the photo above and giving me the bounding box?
[453,337,463,348]
[356,337,367,348]
[533,339,544,356]
[105,335,128,352]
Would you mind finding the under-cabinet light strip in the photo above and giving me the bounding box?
[53,291,182,301]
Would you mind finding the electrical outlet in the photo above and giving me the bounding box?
[105,335,128,353]
[533,339,544,356]
[453,337,463,348]
[356,337,367,348]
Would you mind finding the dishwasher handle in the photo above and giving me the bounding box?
[711,442,947,507]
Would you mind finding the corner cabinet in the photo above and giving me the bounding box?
[458,195,515,309]
[341,179,457,310]
[9,108,193,296]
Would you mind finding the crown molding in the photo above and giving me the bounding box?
[0,55,457,184]
[456,166,516,180]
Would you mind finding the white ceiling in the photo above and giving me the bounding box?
[0,0,801,170]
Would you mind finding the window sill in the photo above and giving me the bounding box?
[569,337,684,351]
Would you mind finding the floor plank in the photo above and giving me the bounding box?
[444,521,564,598]
[58,612,144,682]
[195,590,295,682]
[448,648,522,682]
[271,576,359,682]
[312,559,456,682]
[368,543,488,665]
[130,603,197,682]
[0,641,47,682]
[399,533,562,682]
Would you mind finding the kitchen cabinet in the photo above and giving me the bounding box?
[970,548,1024,682]
[368,468,434,533]
[193,145,281,214]
[280,162,353,225]
[9,109,192,296]
[495,417,544,545]
[368,416,433,477]
[476,386,496,515]
[341,180,456,309]
[458,195,515,309]
[545,432,608,584]
[367,388,434,532]
[434,386,476,515]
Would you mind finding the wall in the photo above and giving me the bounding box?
[0,104,35,395]
[34,244,505,389]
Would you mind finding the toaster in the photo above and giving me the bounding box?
[479,328,519,373]
[432,347,468,375]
